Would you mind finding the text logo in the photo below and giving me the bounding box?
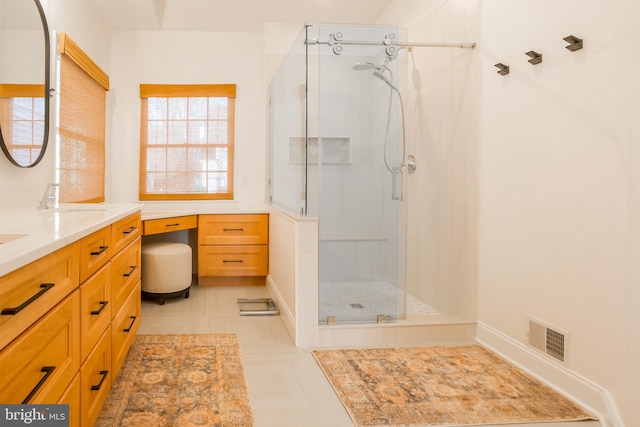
[1,405,69,426]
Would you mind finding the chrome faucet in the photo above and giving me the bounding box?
[38,183,60,209]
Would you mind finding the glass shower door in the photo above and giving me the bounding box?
[312,24,406,324]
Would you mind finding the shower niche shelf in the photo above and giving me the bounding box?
[289,136,351,165]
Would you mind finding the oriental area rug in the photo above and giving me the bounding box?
[312,345,596,427]
[96,334,253,427]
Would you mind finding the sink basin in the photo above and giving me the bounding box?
[0,234,28,245]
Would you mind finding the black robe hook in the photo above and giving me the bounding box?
[525,51,542,65]
[494,63,509,75]
[563,35,583,51]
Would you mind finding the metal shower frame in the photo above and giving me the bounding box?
[305,31,476,57]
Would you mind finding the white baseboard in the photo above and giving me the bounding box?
[266,275,295,342]
[476,322,624,427]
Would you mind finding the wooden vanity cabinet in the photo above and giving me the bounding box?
[79,262,111,362]
[81,328,112,427]
[58,374,81,427]
[77,211,141,424]
[111,280,141,377]
[112,212,142,254]
[198,214,269,286]
[143,214,197,235]
[0,210,142,427]
[0,243,79,350]
[80,226,112,283]
[0,291,80,405]
[110,237,141,317]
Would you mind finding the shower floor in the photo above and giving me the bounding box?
[319,281,438,324]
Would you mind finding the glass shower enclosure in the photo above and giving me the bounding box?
[270,24,407,325]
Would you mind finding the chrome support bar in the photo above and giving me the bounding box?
[306,38,476,49]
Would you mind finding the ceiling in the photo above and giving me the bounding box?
[91,0,393,32]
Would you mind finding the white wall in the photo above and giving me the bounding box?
[2,4,267,209]
[108,30,266,206]
[479,0,638,425]
[0,0,110,208]
[385,0,637,424]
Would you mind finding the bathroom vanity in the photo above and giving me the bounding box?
[0,204,141,427]
[141,210,269,286]
[0,203,269,426]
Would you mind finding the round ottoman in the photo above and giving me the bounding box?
[141,242,192,305]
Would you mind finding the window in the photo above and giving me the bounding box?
[0,84,45,165]
[139,84,236,200]
[57,33,109,203]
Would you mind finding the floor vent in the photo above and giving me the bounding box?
[527,318,568,363]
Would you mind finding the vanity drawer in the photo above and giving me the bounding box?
[111,212,141,254]
[198,245,268,277]
[110,237,141,318]
[57,374,80,427]
[111,280,140,379]
[0,242,79,350]
[0,291,80,404]
[58,373,80,427]
[143,215,197,235]
[80,328,111,427]
[79,262,111,362]
[198,214,268,245]
[80,226,112,282]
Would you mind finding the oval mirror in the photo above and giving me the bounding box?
[0,0,50,168]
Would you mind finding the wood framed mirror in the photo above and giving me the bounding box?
[0,0,51,168]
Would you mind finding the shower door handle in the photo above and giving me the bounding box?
[391,166,403,201]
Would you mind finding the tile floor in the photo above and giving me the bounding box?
[137,284,602,427]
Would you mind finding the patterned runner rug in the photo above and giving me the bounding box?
[312,345,596,427]
[96,334,253,427]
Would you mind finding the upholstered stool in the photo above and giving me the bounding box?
[141,242,192,305]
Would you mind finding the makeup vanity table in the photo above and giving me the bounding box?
[142,211,269,286]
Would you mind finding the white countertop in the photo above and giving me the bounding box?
[0,201,271,277]
[0,203,142,277]
[140,201,269,220]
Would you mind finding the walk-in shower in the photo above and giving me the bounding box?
[269,23,475,326]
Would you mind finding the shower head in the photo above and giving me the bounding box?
[353,59,399,92]
[354,53,395,70]
[353,62,376,71]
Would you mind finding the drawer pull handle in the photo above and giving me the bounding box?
[1,283,55,315]
[223,228,244,232]
[124,315,137,332]
[91,370,109,391]
[90,245,109,256]
[166,223,180,227]
[22,366,56,404]
[91,300,109,316]
[123,226,137,234]
[123,265,137,277]
[223,260,244,263]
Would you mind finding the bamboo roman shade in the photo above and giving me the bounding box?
[57,33,109,203]
[139,84,236,200]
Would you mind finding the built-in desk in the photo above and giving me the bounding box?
[143,215,198,235]
[141,210,269,286]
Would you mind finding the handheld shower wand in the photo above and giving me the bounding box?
[373,69,399,92]
[353,57,407,200]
